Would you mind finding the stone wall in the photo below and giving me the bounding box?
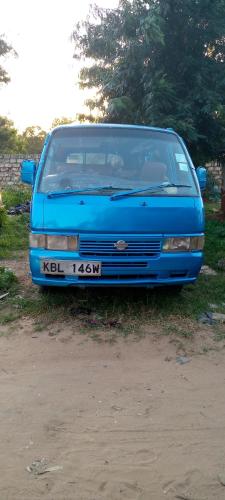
[206,160,223,187]
[0,153,224,188]
[0,154,40,188]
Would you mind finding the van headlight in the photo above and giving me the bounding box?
[29,233,78,250]
[163,236,204,252]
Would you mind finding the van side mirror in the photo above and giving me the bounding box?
[21,160,36,185]
[196,166,207,191]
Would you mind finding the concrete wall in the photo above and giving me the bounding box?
[0,153,223,188]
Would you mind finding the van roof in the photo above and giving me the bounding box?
[51,123,178,137]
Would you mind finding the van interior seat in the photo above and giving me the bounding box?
[141,161,168,182]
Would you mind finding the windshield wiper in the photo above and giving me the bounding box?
[110,183,192,201]
[47,182,191,200]
[47,186,122,199]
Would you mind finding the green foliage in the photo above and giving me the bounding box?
[51,117,74,128]
[76,113,97,123]
[205,171,221,201]
[21,126,46,154]
[0,118,47,154]
[73,0,225,163]
[0,214,29,258]
[0,36,15,85]
[2,187,31,210]
[0,116,23,153]
[205,218,225,268]
[0,207,6,227]
[108,96,136,122]
[51,115,97,126]
[0,267,17,292]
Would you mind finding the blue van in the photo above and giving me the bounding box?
[21,124,206,290]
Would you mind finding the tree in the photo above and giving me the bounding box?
[0,120,47,154]
[51,114,97,127]
[0,36,19,151]
[0,116,22,153]
[0,36,19,152]
[75,113,97,123]
[51,116,74,128]
[73,0,225,163]
[0,36,15,85]
[21,126,46,154]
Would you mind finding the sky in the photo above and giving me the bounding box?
[0,0,118,131]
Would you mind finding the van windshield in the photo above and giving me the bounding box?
[38,127,198,197]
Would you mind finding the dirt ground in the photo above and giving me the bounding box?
[1,258,225,499]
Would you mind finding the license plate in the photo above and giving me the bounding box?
[41,260,101,276]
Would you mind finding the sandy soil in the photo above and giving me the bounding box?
[1,255,225,499]
[0,320,225,500]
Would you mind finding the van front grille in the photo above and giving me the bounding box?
[80,237,161,258]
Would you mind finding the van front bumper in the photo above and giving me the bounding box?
[30,249,203,288]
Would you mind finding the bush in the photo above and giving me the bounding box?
[2,187,31,210]
[0,267,18,292]
[0,207,7,227]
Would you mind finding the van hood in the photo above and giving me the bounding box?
[32,194,204,234]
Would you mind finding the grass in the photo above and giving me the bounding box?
[0,313,20,325]
[0,267,18,292]
[0,187,30,258]
[205,218,225,268]
[3,272,224,329]
[0,197,224,343]
[0,214,29,258]
[2,187,31,210]
[214,329,225,342]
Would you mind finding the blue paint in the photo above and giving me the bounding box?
[20,160,36,185]
[21,124,205,288]
[196,166,207,191]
